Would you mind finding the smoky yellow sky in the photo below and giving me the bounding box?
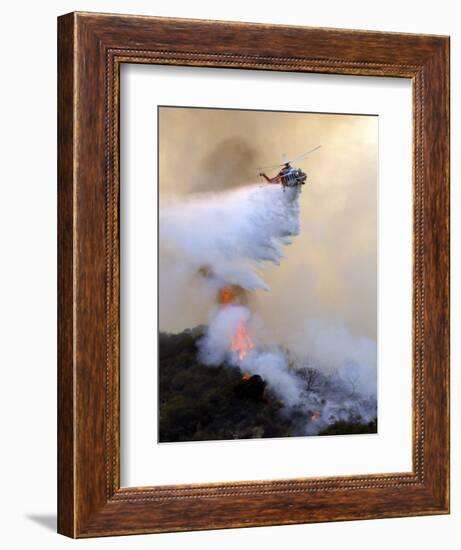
[159,106,377,341]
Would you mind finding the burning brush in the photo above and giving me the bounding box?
[218,285,254,362]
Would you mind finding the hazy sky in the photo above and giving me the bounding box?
[159,106,377,341]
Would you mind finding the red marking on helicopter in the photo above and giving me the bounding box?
[258,145,321,189]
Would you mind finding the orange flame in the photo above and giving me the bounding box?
[241,372,252,381]
[218,284,247,306]
[230,320,254,361]
[219,285,235,305]
[218,285,254,361]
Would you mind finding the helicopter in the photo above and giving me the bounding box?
[258,145,321,189]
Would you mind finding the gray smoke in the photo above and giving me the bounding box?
[195,137,260,193]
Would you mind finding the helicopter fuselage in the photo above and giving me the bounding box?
[259,164,307,188]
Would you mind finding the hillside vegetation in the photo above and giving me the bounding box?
[158,328,377,443]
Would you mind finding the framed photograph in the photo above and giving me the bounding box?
[58,12,450,537]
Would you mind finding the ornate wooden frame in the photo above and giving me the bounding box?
[57,12,450,538]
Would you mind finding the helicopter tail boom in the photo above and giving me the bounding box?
[259,172,278,184]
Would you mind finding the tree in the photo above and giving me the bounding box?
[300,367,324,392]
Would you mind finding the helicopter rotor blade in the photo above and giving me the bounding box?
[258,162,286,170]
[258,145,322,170]
[286,145,322,164]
